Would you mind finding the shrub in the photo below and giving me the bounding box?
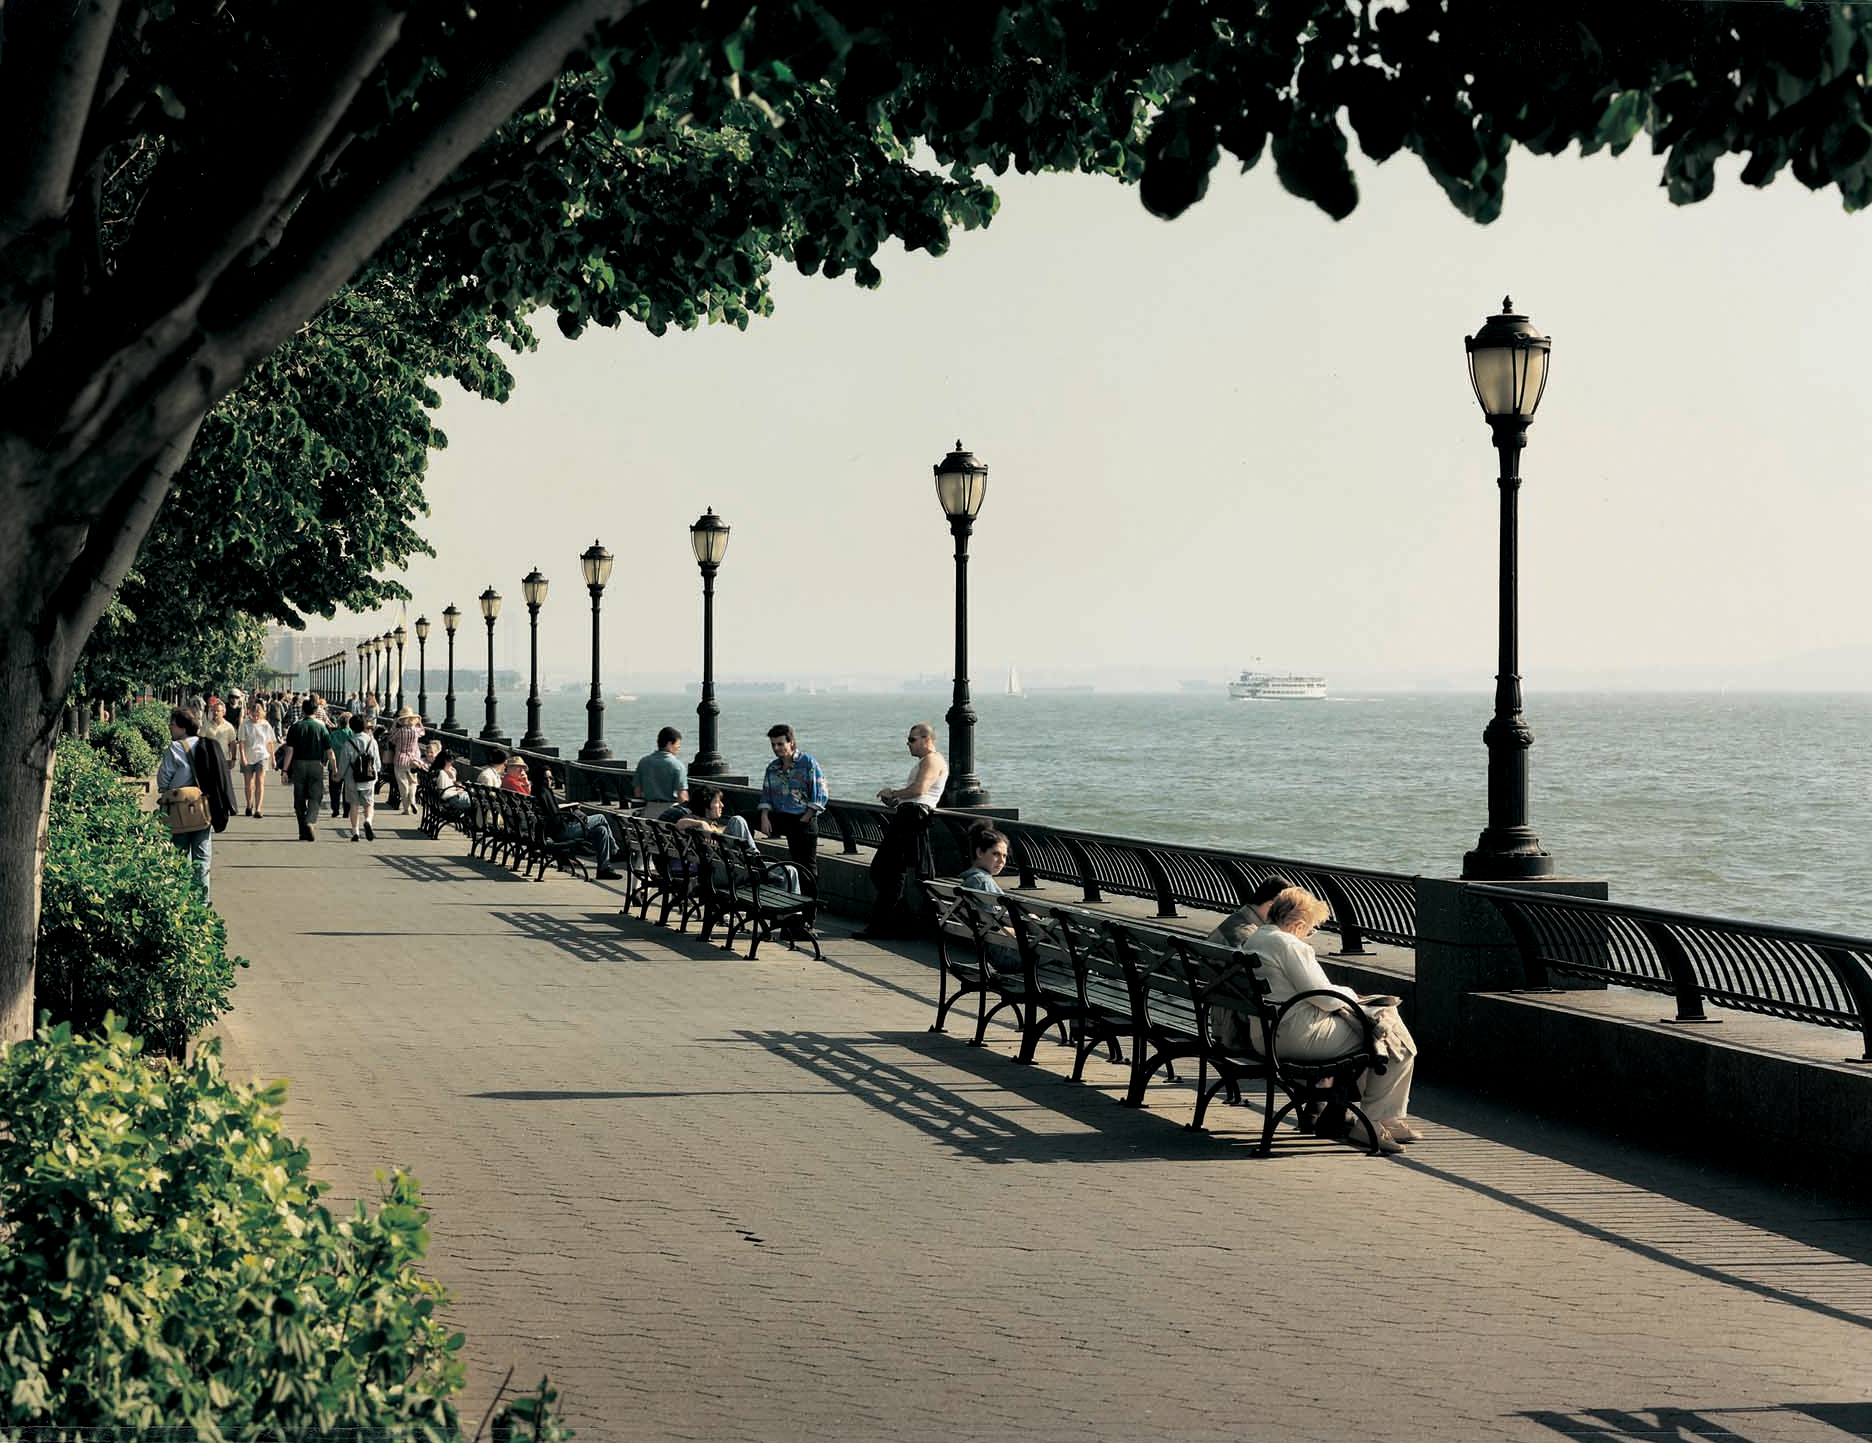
[37,739,242,1054]
[0,1018,471,1436]
[123,700,174,756]
[85,718,157,778]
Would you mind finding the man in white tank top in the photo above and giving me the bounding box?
[854,722,949,940]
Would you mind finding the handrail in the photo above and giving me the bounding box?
[1468,883,1872,1060]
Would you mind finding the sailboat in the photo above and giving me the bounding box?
[1006,664,1025,699]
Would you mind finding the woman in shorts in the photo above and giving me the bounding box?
[236,701,277,818]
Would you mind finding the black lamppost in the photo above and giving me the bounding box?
[689,508,730,778]
[934,441,990,807]
[519,568,549,751]
[441,604,461,730]
[1461,297,1555,881]
[578,541,615,762]
[478,586,503,741]
[379,631,392,711]
[393,621,408,714]
[414,616,430,723]
[356,639,368,710]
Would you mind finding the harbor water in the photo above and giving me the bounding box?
[480,689,1870,935]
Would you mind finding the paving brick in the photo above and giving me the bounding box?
[209,811,1872,1442]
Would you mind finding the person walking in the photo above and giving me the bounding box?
[855,721,948,940]
[754,723,827,916]
[279,698,333,840]
[335,712,382,841]
[388,707,426,815]
[156,706,228,903]
[198,696,239,820]
[236,700,277,818]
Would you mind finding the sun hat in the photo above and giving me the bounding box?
[397,707,419,721]
[502,753,528,768]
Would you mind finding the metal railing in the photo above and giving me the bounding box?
[1470,883,1872,1061]
[427,728,1872,1051]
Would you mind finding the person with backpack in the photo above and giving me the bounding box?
[156,706,232,902]
[334,711,382,842]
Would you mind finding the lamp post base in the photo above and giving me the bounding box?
[689,754,728,779]
[944,779,990,809]
[578,740,613,763]
[1462,829,1555,881]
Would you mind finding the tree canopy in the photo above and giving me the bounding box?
[3,0,1872,1037]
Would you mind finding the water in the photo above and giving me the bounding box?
[477,689,1872,935]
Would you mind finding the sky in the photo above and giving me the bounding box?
[326,133,1872,692]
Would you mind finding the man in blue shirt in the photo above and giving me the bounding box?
[634,726,689,807]
[755,723,826,917]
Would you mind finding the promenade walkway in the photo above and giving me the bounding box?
[208,810,1872,1442]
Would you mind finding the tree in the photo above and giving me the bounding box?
[5,0,1872,1037]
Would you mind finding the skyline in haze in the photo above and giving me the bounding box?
[325,138,1872,694]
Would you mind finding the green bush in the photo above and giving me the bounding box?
[0,1017,471,1436]
[86,718,157,778]
[37,739,242,1054]
[123,700,174,756]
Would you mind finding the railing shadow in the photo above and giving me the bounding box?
[1397,1084,1872,1333]
[730,1027,1325,1167]
[373,849,521,885]
[492,909,671,967]
[1516,1402,1872,1440]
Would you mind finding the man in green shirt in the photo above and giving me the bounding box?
[280,698,334,840]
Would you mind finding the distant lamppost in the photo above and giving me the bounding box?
[356,639,368,708]
[379,632,393,711]
[933,440,989,807]
[478,586,503,741]
[441,605,461,730]
[1461,297,1555,881]
[689,508,730,778]
[578,541,615,762]
[393,622,408,714]
[519,568,549,751]
[413,616,431,724]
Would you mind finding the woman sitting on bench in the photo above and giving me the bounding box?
[1250,887,1421,1155]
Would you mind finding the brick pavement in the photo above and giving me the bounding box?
[208,809,1872,1442]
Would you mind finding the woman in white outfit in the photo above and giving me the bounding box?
[1248,887,1420,1154]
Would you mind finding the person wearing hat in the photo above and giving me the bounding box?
[498,752,532,796]
[388,706,427,816]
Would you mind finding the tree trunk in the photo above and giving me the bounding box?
[0,639,60,1043]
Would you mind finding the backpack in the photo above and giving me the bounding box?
[351,736,377,782]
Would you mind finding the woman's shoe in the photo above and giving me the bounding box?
[1379,1119,1424,1143]
[1345,1118,1403,1156]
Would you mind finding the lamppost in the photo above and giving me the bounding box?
[379,632,393,711]
[478,586,503,741]
[414,616,430,723]
[689,508,730,778]
[933,440,990,807]
[441,605,461,730]
[578,541,615,762]
[393,621,408,714]
[519,568,549,751]
[356,639,368,710]
[1461,297,1555,881]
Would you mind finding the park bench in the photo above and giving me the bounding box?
[921,880,1390,1155]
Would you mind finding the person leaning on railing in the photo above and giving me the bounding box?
[1246,887,1421,1155]
[755,724,826,916]
[855,721,949,941]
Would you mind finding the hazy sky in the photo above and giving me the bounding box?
[329,138,1872,690]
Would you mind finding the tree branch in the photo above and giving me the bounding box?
[202,0,653,374]
[0,0,124,248]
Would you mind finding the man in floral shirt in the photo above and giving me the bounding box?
[755,723,827,916]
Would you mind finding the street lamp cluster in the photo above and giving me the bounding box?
[388,440,995,804]
[367,313,1540,861]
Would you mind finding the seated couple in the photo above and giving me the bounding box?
[657,784,801,893]
[1206,879,1421,1156]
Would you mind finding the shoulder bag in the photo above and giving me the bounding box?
[163,741,212,834]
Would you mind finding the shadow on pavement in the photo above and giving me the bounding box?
[731,1026,1325,1167]
[1516,1402,1872,1440]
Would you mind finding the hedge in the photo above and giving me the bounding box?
[85,718,157,779]
[37,738,241,1054]
[0,1017,570,1438]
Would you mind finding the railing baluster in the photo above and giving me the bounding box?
[1817,947,1872,1062]
[1635,919,1711,1023]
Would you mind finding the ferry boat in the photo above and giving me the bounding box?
[1227,668,1327,700]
